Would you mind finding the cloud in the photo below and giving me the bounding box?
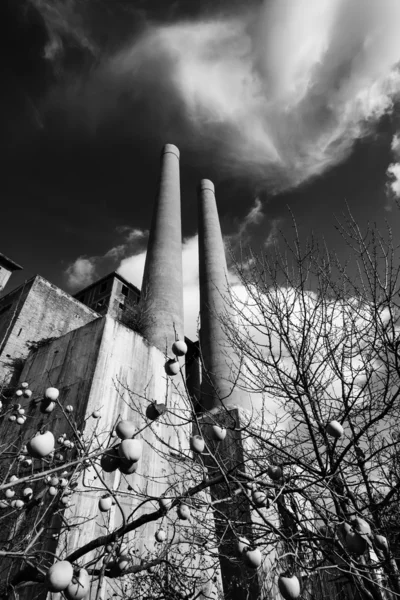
[64,226,148,290]
[60,0,400,192]
[264,219,281,248]
[30,0,97,64]
[65,256,97,290]
[386,134,400,204]
[64,232,200,339]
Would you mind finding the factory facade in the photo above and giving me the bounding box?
[0,144,265,600]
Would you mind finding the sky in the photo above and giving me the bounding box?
[2,0,400,339]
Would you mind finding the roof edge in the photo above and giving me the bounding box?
[0,253,23,272]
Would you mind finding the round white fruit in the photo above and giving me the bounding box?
[45,387,59,401]
[21,382,29,389]
[5,489,15,498]
[351,516,371,537]
[46,561,74,592]
[177,503,191,520]
[118,439,142,462]
[23,390,32,398]
[211,425,227,441]
[15,390,23,397]
[115,420,136,440]
[164,359,180,376]
[190,435,205,454]
[159,497,172,511]
[375,534,388,552]
[41,401,55,413]
[171,340,188,357]
[252,490,268,507]
[243,547,262,569]
[23,487,33,498]
[92,410,101,418]
[99,496,113,512]
[65,405,74,413]
[65,568,90,600]
[28,431,55,459]
[326,420,344,439]
[278,575,301,600]
[155,529,167,542]
[117,555,130,571]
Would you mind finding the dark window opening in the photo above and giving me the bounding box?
[119,302,126,310]
[95,299,106,311]
[121,285,128,297]
[100,282,107,293]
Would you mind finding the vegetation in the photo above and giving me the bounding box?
[1,212,400,600]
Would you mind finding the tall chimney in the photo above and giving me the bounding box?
[198,180,238,411]
[140,144,184,353]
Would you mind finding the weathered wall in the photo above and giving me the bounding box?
[0,316,215,599]
[0,276,99,388]
[0,267,12,293]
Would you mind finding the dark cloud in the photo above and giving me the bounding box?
[1,0,400,300]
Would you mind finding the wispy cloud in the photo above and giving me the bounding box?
[61,0,400,192]
[264,218,282,248]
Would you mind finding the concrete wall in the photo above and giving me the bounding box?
[74,275,140,319]
[0,266,12,293]
[0,276,99,388]
[0,316,218,599]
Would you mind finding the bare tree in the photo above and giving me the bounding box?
[217,210,400,600]
[1,211,400,600]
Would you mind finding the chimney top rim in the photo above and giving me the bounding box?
[162,144,180,159]
[198,179,215,193]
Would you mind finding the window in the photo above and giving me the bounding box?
[121,285,128,297]
[119,302,126,311]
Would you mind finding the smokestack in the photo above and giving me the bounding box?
[198,180,238,411]
[140,144,184,353]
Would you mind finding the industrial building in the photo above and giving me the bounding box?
[0,144,262,600]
